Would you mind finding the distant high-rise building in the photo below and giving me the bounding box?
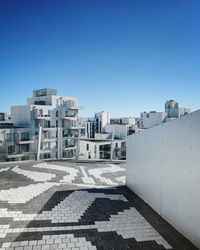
[140,100,191,129]
[94,111,110,134]
[165,100,191,118]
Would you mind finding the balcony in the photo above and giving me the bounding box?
[61,113,77,120]
[63,145,76,151]
[17,136,34,144]
[34,109,51,120]
[68,125,85,130]
[42,137,56,142]
[68,105,84,110]
[63,104,84,110]
[62,132,79,140]
[6,151,30,159]
[40,148,52,153]
[43,126,56,131]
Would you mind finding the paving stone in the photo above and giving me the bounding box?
[0,161,197,250]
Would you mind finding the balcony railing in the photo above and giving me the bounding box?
[34,109,51,120]
[61,114,77,120]
[43,126,56,130]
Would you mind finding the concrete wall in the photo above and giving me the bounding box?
[126,110,200,248]
[104,124,127,139]
[140,111,166,129]
[79,140,100,160]
[11,105,31,127]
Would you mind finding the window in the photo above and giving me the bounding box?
[8,145,14,154]
[34,101,45,105]
[44,120,50,128]
[44,153,50,159]
[0,113,5,121]
[35,120,39,128]
[121,142,126,147]
[5,133,13,142]
[48,110,51,116]
[21,156,29,161]
[56,110,58,117]
[21,132,29,141]
[56,99,59,107]
[41,142,51,150]
[86,143,89,151]
[94,145,97,158]
[56,120,58,128]
[21,144,29,152]
[62,120,65,128]
[39,109,43,116]
[146,114,150,118]
[72,120,76,127]
[115,143,118,148]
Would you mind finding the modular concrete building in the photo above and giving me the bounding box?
[0,88,84,162]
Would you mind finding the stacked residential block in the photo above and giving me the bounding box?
[0,94,191,162]
[78,100,191,161]
[78,111,138,161]
[0,89,84,162]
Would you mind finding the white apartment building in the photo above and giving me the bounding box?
[0,127,36,162]
[0,112,13,129]
[0,88,84,162]
[78,117,95,139]
[79,138,126,161]
[140,100,191,129]
[110,117,136,125]
[140,111,167,129]
[94,111,110,134]
[165,100,191,118]
[79,111,110,139]
[79,113,137,160]
[104,124,129,139]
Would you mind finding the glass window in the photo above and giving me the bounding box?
[35,120,39,128]
[21,132,29,141]
[8,145,14,154]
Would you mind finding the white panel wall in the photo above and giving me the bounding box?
[11,105,31,126]
[126,110,200,248]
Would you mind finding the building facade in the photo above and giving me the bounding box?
[139,100,191,129]
[94,111,110,134]
[0,88,84,162]
[140,111,167,129]
[165,100,191,118]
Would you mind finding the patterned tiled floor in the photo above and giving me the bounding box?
[0,161,197,250]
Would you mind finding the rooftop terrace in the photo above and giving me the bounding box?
[0,160,197,250]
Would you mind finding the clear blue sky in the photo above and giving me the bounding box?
[0,0,200,117]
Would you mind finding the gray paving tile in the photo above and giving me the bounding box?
[0,161,197,250]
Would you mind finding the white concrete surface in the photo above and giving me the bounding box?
[126,109,200,248]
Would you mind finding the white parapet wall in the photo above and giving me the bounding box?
[126,109,200,248]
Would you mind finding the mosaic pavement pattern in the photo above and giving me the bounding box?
[0,161,197,250]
